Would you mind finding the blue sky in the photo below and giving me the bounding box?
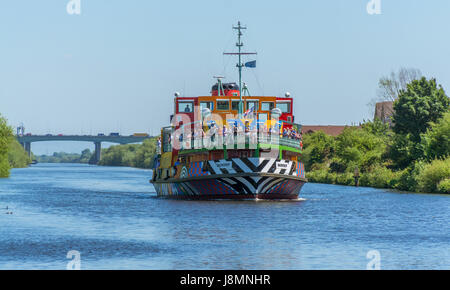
[1,0,449,154]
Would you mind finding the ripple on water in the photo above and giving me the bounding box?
[0,163,449,269]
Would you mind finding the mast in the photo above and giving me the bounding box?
[224,21,257,117]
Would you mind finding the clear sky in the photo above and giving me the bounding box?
[1,0,449,154]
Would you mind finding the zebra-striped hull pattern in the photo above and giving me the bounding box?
[152,158,307,200]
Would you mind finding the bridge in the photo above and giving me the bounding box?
[16,135,153,164]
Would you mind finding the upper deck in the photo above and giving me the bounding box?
[173,83,295,126]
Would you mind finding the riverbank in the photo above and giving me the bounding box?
[97,137,158,169]
[306,157,450,194]
[302,114,449,194]
[1,114,31,177]
[36,149,93,164]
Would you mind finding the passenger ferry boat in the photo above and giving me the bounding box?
[151,22,307,200]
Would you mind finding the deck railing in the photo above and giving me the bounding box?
[167,134,302,151]
[161,121,303,153]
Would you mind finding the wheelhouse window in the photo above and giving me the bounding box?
[258,113,268,122]
[200,101,214,111]
[261,102,274,111]
[162,127,172,153]
[216,100,230,111]
[276,102,291,113]
[231,100,240,111]
[246,101,258,111]
[178,101,194,113]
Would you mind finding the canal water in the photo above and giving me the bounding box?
[0,163,448,269]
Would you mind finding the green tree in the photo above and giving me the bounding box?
[0,114,13,177]
[135,138,158,168]
[301,131,335,171]
[334,126,387,173]
[392,77,449,141]
[8,139,31,168]
[361,118,390,137]
[388,133,418,169]
[97,138,158,168]
[421,111,450,161]
[79,149,93,163]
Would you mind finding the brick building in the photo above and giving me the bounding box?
[374,101,394,125]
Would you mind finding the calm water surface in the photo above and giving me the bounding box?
[0,163,448,269]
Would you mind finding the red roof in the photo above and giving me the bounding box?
[301,125,352,136]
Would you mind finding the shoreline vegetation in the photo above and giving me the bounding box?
[1,115,32,177]
[34,137,159,169]
[303,76,449,194]
[97,137,158,168]
[36,149,94,164]
[303,120,449,194]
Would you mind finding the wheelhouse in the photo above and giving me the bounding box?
[173,82,294,127]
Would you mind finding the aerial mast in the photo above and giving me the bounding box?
[224,21,257,117]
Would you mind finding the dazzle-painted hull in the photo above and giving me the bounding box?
[151,158,307,200]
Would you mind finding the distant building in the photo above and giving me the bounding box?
[301,125,351,136]
[374,101,394,125]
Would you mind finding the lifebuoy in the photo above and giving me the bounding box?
[180,166,188,178]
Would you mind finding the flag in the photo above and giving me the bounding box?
[243,105,255,118]
[244,60,256,68]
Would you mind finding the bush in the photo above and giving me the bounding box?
[307,171,357,186]
[335,127,387,172]
[421,111,450,161]
[324,172,337,184]
[8,139,31,168]
[0,158,10,178]
[306,169,341,184]
[306,169,329,183]
[390,168,410,191]
[437,179,450,194]
[329,158,347,173]
[98,137,158,168]
[416,157,450,193]
[0,114,13,177]
[359,166,396,188]
[335,172,354,186]
[301,131,335,171]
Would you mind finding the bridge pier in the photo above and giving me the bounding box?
[22,142,31,158]
[94,142,102,164]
